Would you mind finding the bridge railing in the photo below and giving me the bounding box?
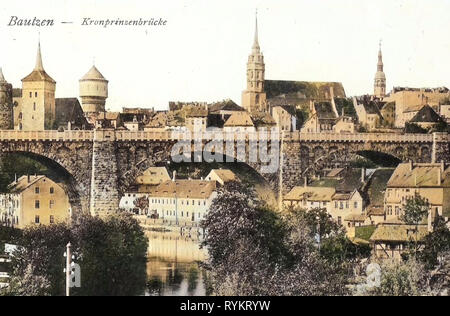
[283,132,434,143]
[0,130,94,141]
[0,130,442,143]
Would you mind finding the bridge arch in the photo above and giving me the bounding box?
[0,151,88,216]
[0,141,93,214]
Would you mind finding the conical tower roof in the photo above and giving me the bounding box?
[22,41,56,83]
[80,65,108,81]
[0,68,6,83]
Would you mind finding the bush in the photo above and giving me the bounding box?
[2,213,148,296]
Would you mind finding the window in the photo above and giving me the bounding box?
[35,92,38,97]
[35,200,40,209]
[35,215,40,224]
[50,215,54,224]
[354,202,358,209]
[50,187,54,194]
[29,92,32,98]
[338,216,342,225]
[49,200,55,209]
[35,187,40,194]
[33,103,36,111]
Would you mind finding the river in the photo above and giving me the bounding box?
[144,230,210,296]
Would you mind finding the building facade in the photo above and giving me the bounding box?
[0,175,71,229]
[145,179,217,225]
[283,185,364,227]
[384,162,450,222]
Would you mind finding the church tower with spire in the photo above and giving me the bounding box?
[374,41,386,98]
[20,41,56,130]
[241,11,267,113]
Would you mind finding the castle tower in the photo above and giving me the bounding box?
[21,41,56,130]
[0,68,13,129]
[374,41,386,98]
[79,65,108,124]
[241,11,267,113]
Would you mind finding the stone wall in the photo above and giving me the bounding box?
[0,130,448,218]
[89,139,119,217]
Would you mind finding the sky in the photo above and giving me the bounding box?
[0,0,449,111]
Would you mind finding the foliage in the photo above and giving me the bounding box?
[201,182,369,296]
[401,194,429,226]
[295,108,310,129]
[419,217,450,269]
[334,98,357,118]
[368,258,429,296]
[134,196,149,214]
[70,214,148,296]
[0,226,22,253]
[2,213,148,296]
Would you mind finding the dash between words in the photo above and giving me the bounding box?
[7,16,167,27]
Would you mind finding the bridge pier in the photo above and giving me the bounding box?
[89,130,120,217]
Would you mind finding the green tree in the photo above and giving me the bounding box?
[369,258,429,296]
[401,194,429,226]
[419,217,450,269]
[202,182,353,296]
[1,213,148,296]
[401,194,429,257]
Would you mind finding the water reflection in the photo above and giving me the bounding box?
[145,230,209,296]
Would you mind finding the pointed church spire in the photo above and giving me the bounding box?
[377,40,383,72]
[35,40,44,71]
[252,9,260,51]
[0,67,6,82]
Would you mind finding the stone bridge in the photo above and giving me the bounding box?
[0,129,448,216]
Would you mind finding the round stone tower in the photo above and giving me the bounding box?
[79,65,108,117]
[0,68,13,129]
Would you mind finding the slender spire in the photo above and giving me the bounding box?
[252,9,260,51]
[0,67,6,83]
[377,39,383,72]
[35,40,44,71]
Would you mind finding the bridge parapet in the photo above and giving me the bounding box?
[0,130,94,141]
[284,132,434,143]
[1,129,439,143]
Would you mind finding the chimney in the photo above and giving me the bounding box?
[342,107,345,117]
[304,177,308,188]
[14,173,17,183]
[27,174,30,183]
[361,167,366,182]
[409,160,413,171]
[172,170,176,181]
[441,160,445,172]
